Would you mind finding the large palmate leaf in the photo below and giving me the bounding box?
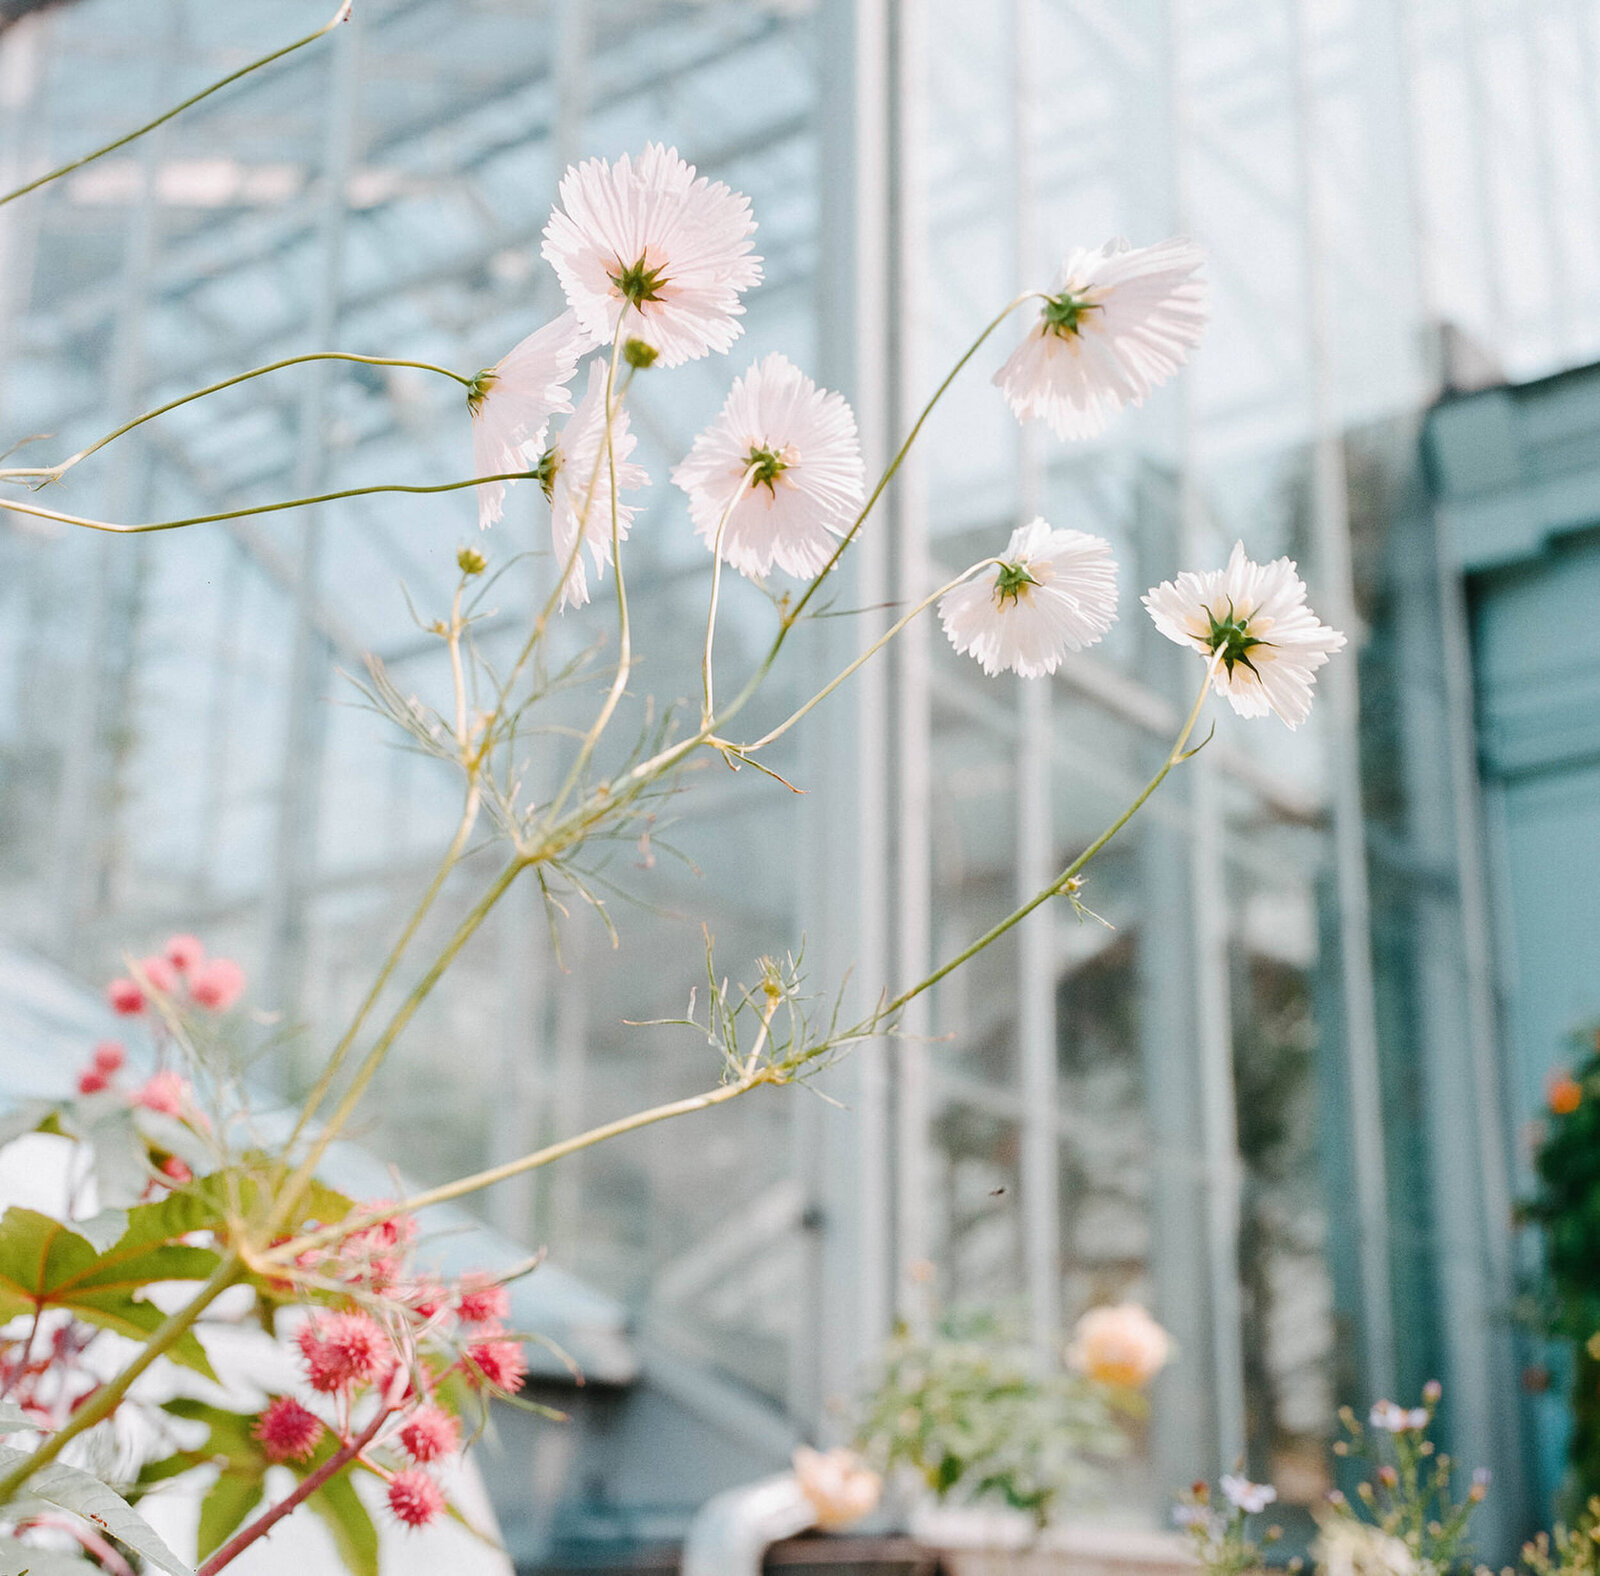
[0,1207,218,1378]
[0,1449,193,1576]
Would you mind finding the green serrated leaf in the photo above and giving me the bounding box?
[197,1467,266,1560]
[0,1206,221,1379]
[0,1448,194,1576]
[303,1468,378,1576]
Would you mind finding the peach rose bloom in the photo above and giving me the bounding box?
[1067,1303,1173,1387]
[793,1446,881,1531]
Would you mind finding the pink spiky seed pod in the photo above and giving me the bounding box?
[387,1468,445,1529]
[399,1406,460,1464]
[252,1396,325,1463]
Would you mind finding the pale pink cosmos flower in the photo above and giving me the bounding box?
[939,519,1118,679]
[542,144,762,367]
[470,311,587,531]
[1142,541,1346,729]
[995,237,1208,440]
[672,353,864,580]
[1220,1475,1278,1515]
[543,359,650,610]
[188,956,246,1011]
[134,1070,189,1117]
[793,1446,882,1531]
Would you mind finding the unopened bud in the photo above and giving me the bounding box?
[1422,1379,1443,1404]
[1379,1466,1398,1488]
[457,546,487,576]
[623,337,659,369]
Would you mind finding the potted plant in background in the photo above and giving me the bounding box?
[856,1303,1186,1575]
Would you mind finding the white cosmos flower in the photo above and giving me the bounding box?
[1219,1476,1278,1515]
[542,360,650,610]
[1142,541,1346,729]
[542,143,763,368]
[671,352,864,580]
[938,519,1118,679]
[470,311,587,531]
[995,237,1208,440]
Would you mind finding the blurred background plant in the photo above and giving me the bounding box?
[1524,1030,1600,1515]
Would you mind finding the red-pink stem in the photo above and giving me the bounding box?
[24,1515,136,1576]
[197,1404,392,1576]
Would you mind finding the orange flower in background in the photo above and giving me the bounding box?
[1550,1074,1583,1116]
[1067,1302,1173,1387]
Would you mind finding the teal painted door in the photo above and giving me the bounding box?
[1473,525,1600,1515]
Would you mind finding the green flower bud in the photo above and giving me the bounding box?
[457,546,487,576]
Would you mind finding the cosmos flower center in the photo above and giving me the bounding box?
[466,368,497,417]
[534,444,563,502]
[1040,288,1101,340]
[744,444,797,496]
[1202,603,1270,676]
[994,560,1042,607]
[609,251,671,308]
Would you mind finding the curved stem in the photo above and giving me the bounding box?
[273,1071,775,1257]
[779,292,1040,637]
[723,558,999,756]
[0,469,548,535]
[198,1401,390,1576]
[1,354,471,483]
[0,1252,244,1505]
[700,469,757,728]
[545,331,630,821]
[0,4,352,211]
[876,654,1221,1022]
[273,852,522,1222]
[280,779,481,1166]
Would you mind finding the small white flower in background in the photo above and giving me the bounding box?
[543,143,763,367]
[1065,1301,1172,1388]
[1368,1399,1428,1433]
[994,237,1208,440]
[672,352,864,580]
[469,311,587,531]
[541,360,650,610]
[792,1446,881,1531]
[1219,1475,1278,1515]
[939,519,1118,680]
[1172,1505,1223,1535]
[1142,540,1346,728]
[1317,1519,1418,1576]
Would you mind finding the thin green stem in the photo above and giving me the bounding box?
[723,559,1000,757]
[280,780,480,1164]
[0,5,352,211]
[545,330,630,821]
[779,291,1040,637]
[273,855,524,1224]
[0,354,471,483]
[874,654,1221,1023]
[198,1399,390,1576]
[700,468,758,727]
[0,469,548,535]
[0,1252,244,1506]
[272,1072,776,1257]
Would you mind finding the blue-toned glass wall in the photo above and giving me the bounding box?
[2,0,1600,1549]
